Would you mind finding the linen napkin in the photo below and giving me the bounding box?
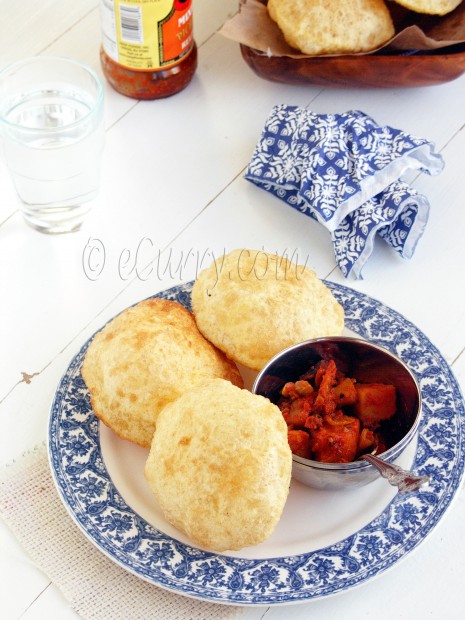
[245,105,444,278]
[0,445,244,620]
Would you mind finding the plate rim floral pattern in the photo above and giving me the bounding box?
[47,281,465,605]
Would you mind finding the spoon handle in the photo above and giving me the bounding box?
[361,454,430,493]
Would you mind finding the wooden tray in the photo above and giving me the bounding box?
[240,44,465,89]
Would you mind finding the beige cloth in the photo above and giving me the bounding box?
[0,444,244,620]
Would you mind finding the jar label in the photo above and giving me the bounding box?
[100,0,193,71]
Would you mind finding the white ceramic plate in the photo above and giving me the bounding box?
[48,281,465,605]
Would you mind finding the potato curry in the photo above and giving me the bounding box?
[278,359,397,463]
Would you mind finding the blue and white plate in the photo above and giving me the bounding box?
[48,282,465,605]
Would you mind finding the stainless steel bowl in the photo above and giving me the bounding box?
[252,337,422,490]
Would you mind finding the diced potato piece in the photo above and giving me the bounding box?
[294,380,314,396]
[310,416,360,463]
[354,383,396,429]
[281,382,300,399]
[288,429,311,458]
[333,377,357,407]
[286,396,313,427]
[358,427,376,452]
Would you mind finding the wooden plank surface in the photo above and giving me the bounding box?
[1,1,465,618]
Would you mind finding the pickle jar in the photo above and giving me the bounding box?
[99,0,197,99]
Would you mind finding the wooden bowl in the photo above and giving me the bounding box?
[240,43,465,89]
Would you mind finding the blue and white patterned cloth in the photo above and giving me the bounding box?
[245,105,444,278]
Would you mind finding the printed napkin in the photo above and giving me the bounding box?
[245,105,444,278]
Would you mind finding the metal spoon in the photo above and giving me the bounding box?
[361,453,430,493]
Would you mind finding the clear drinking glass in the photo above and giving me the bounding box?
[0,56,104,233]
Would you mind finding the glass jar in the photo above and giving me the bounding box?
[99,0,197,100]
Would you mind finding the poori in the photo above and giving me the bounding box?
[389,0,462,14]
[267,0,395,55]
[144,378,292,551]
[191,249,344,371]
[81,298,243,448]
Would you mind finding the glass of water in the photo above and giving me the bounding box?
[0,56,104,234]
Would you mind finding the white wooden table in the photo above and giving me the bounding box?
[1,1,465,618]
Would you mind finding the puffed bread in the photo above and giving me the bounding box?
[144,378,292,551]
[267,0,395,55]
[389,0,462,14]
[82,298,243,448]
[191,249,344,371]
